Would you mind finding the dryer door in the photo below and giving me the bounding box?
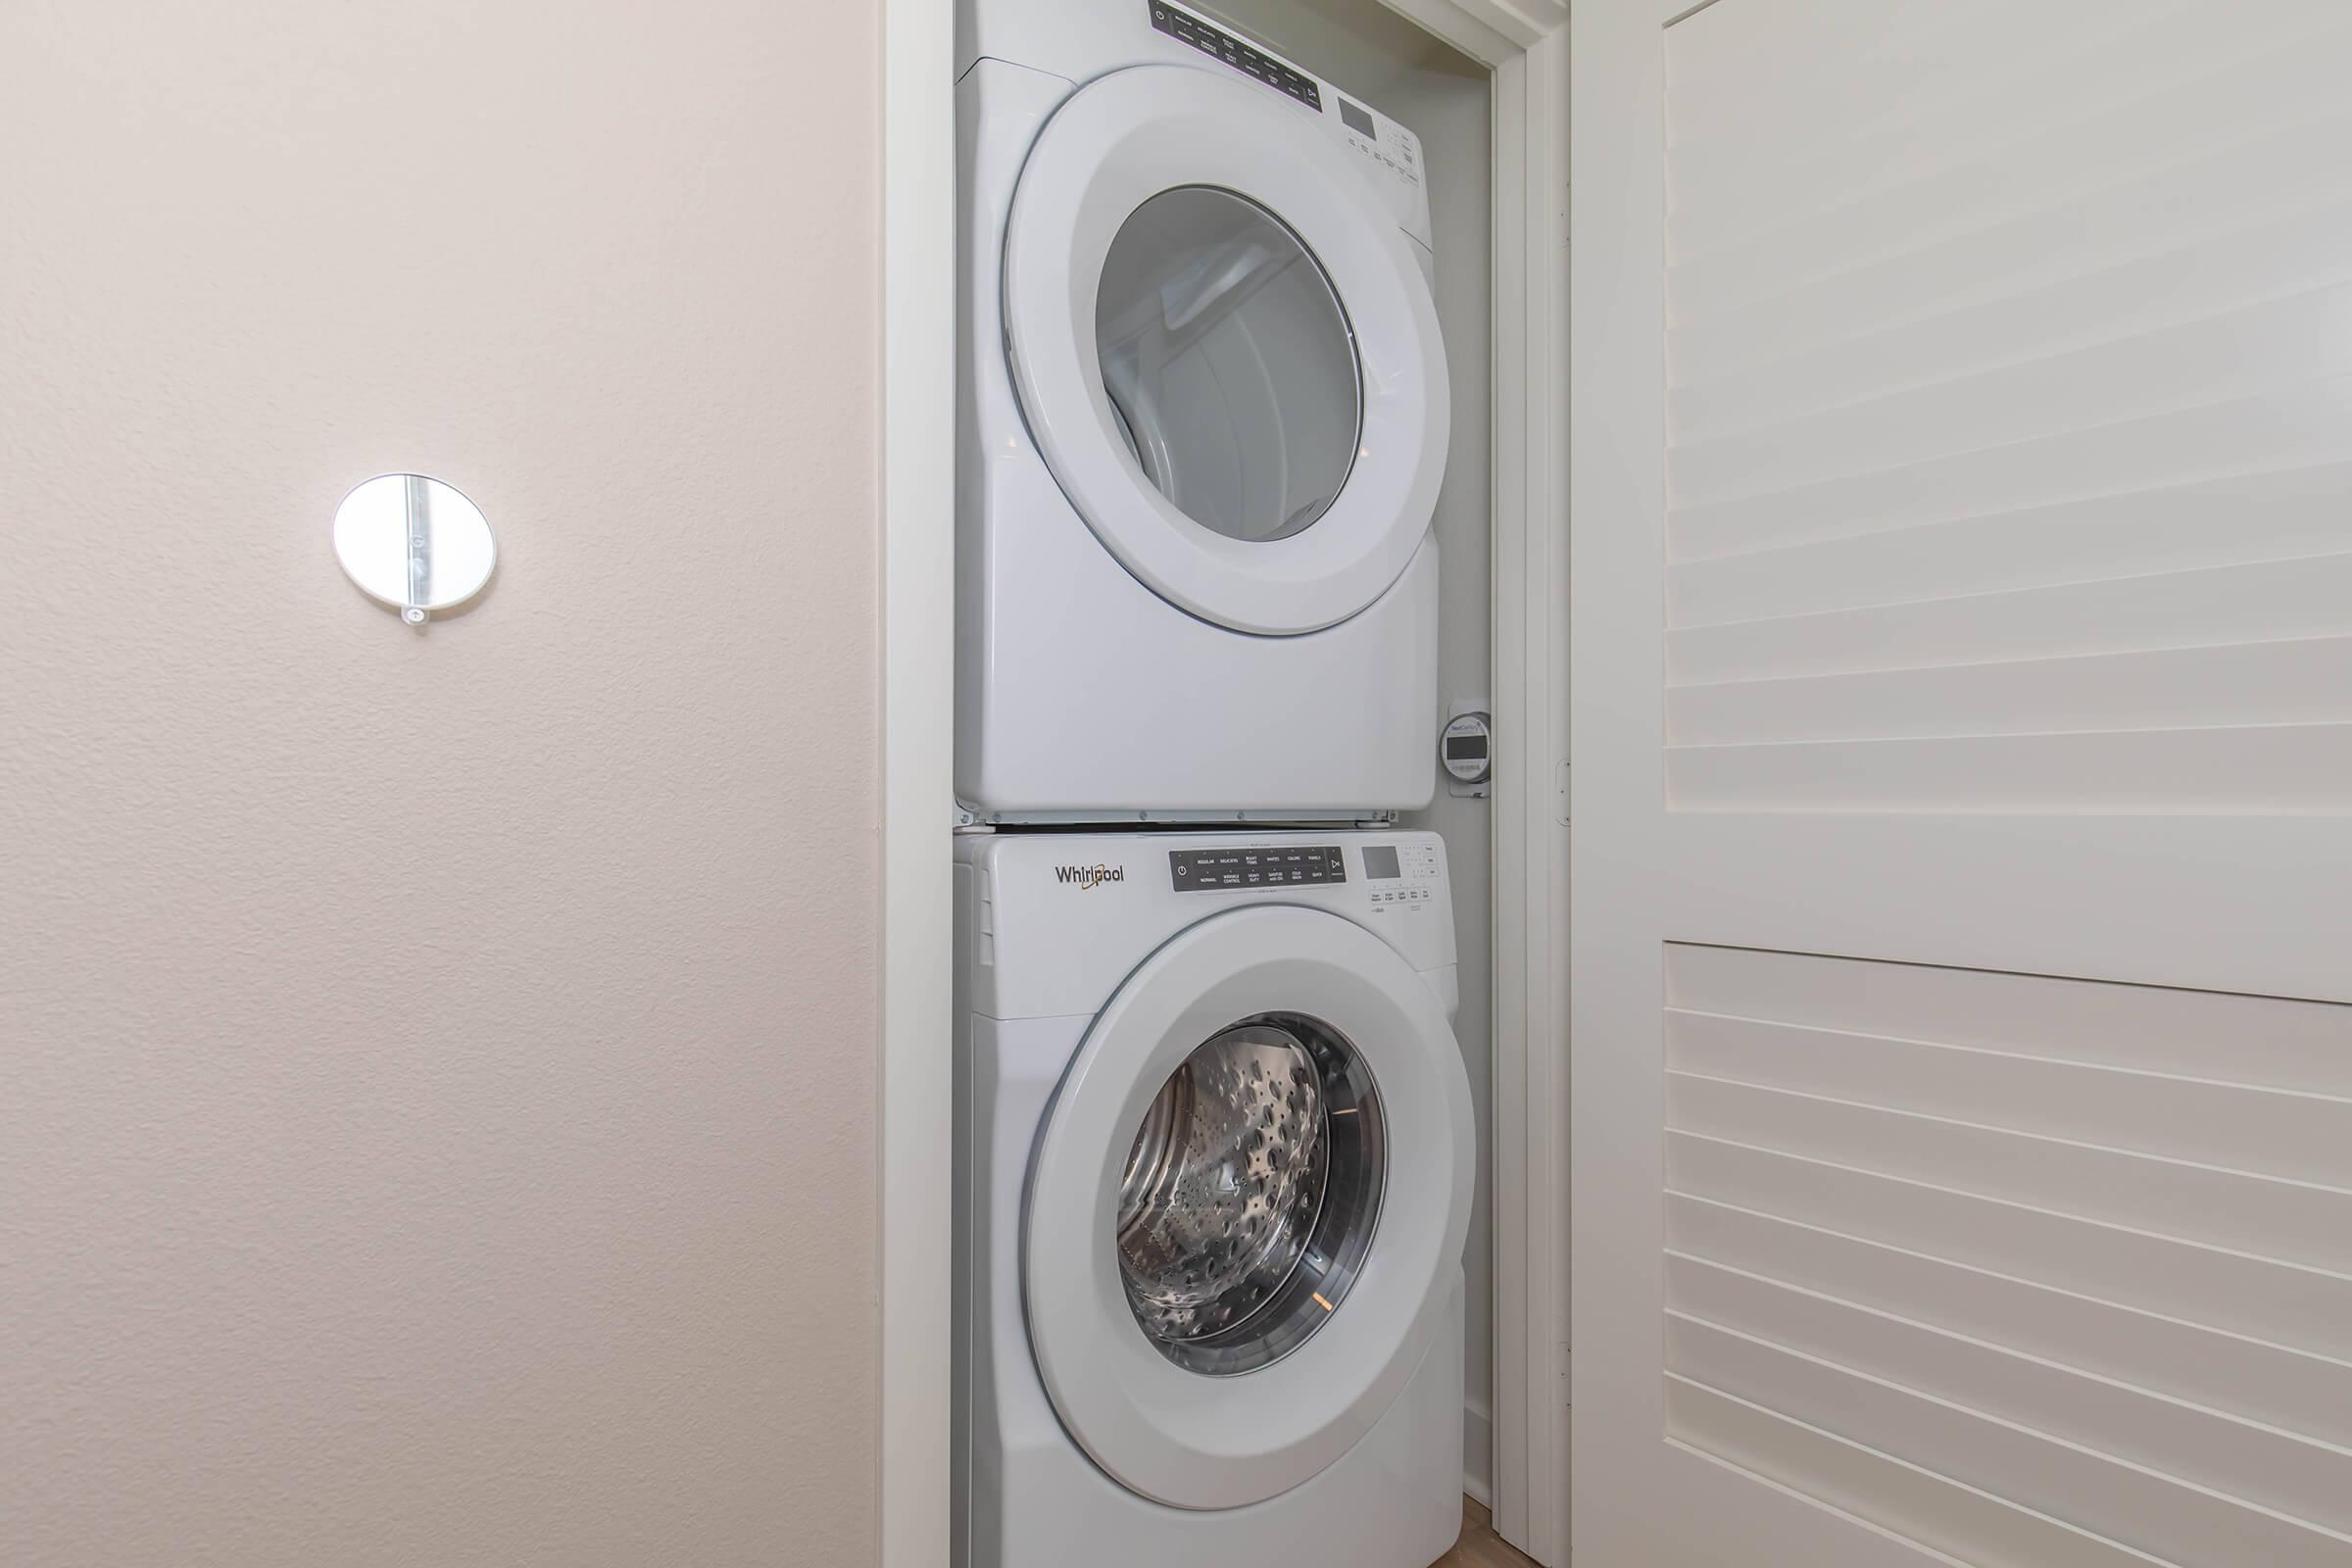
[1003,64,1450,635]
[1022,904,1474,1510]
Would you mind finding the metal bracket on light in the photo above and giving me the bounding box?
[332,473,496,629]
[399,473,431,624]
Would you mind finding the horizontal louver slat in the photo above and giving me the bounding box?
[1666,1,2352,815]
[1661,947,2352,1563]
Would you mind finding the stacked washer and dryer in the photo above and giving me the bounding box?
[953,1,1476,1564]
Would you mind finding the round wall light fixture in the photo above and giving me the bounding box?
[331,473,496,627]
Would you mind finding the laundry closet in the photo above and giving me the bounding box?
[947,0,1508,1563]
[950,0,1514,1560]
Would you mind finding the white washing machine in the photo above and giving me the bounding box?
[956,0,1452,823]
[955,830,1475,1567]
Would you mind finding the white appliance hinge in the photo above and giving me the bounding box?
[975,866,996,967]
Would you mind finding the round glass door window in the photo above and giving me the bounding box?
[1094,187,1363,544]
[1115,1014,1386,1376]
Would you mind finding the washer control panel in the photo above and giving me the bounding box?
[1357,838,1443,914]
[1170,844,1347,892]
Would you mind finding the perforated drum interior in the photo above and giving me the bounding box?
[1113,1013,1386,1376]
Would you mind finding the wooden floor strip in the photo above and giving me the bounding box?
[1433,1496,1542,1567]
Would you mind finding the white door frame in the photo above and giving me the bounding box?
[878,1,1570,1563]
[879,2,956,1565]
[1381,5,1571,1564]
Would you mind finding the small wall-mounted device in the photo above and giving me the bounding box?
[332,473,496,628]
[1441,705,1492,798]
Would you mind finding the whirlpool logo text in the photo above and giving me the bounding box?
[1053,863,1125,890]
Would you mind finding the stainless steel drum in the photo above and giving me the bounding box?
[1114,1013,1386,1376]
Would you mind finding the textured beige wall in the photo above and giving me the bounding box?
[0,4,880,1564]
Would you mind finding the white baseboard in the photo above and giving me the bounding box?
[1462,1396,1494,1507]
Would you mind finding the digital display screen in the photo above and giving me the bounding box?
[1339,97,1375,136]
[1362,845,1401,881]
[1445,735,1488,761]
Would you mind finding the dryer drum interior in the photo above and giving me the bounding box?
[1094,184,1364,545]
[1114,1012,1387,1376]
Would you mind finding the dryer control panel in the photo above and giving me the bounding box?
[1149,3,1323,110]
[1142,0,1433,252]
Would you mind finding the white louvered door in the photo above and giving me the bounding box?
[1571,2,2352,1564]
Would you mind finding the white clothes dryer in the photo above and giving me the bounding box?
[954,830,1474,1567]
[956,0,1452,822]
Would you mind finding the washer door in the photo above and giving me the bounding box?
[1004,65,1450,636]
[1023,905,1474,1510]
